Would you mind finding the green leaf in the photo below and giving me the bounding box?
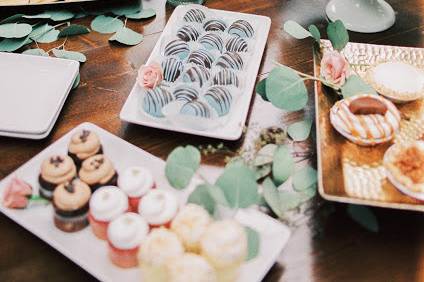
[216,164,259,209]
[255,78,268,102]
[126,8,157,20]
[272,145,294,186]
[72,72,80,89]
[0,23,32,38]
[278,191,303,212]
[23,12,51,19]
[109,27,143,46]
[35,28,59,43]
[283,20,311,39]
[254,144,277,166]
[0,14,24,24]
[48,10,75,21]
[29,23,52,40]
[245,227,260,261]
[327,19,349,51]
[262,177,284,218]
[292,165,317,191]
[188,184,216,215]
[298,184,317,202]
[111,3,141,16]
[266,66,308,112]
[287,119,313,141]
[58,24,90,38]
[74,11,88,19]
[308,24,320,43]
[255,164,272,180]
[0,36,30,52]
[165,145,201,189]
[91,15,124,34]
[22,48,48,56]
[206,184,229,207]
[347,205,379,232]
[52,49,86,63]
[340,75,377,98]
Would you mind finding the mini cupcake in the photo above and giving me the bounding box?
[330,94,401,146]
[107,212,149,268]
[167,253,217,282]
[138,190,178,228]
[39,155,77,200]
[171,204,211,253]
[68,130,102,168]
[79,154,118,192]
[88,186,128,240]
[138,228,184,282]
[118,166,155,213]
[53,178,91,232]
[200,220,247,282]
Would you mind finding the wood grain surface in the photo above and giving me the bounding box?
[0,0,423,281]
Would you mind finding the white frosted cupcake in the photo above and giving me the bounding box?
[138,228,184,282]
[88,186,129,240]
[107,212,149,268]
[138,190,178,228]
[200,220,247,282]
[118,166,155,213]
[167,253,217,282]
[171,204,211,252]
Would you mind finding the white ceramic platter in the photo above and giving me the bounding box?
[0,52,79,139]
[0,122,290,282]
[120,5,271,140]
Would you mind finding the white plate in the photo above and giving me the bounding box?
[120,5,271,140]
[0,122,290,282]
[0,52,79,138]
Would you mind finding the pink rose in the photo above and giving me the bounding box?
[2,177,32,209]
[320,51,351,89]
[137,63,163,89]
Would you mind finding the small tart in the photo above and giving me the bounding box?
[118,166,154,198]
[89,186,128,222]
[167,253,217,282]
[107,212,149,250]
[68,130,102,163]
[79,154,116,186]
[366,62,424,103]
[53,178,91,211]
[40,155,77,185]
[330,93,401,146]
[384,141,424,197]
[138,190,178,226]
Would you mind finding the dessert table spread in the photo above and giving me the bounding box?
[0,0,424,281]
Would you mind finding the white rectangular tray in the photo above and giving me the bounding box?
[120,5,271,140]
[0,122,290,282]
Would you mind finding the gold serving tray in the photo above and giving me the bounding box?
[315,40,424,212]
[0,0,95,7]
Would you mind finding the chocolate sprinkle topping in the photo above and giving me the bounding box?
[50,156,64,167]
[79,130,91,142]
[64,182,75,193]
[90,157,104,169]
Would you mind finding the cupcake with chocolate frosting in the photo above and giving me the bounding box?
[79,154,118,192]
[138,190,178,228]
[39,155,77,200]
[53,178,91,232]
[68,130,103,168]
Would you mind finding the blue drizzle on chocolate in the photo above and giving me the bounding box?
[228,20,254,38]
[180,100,211,118]
[143,87,174,117]
[164,39,190,59]
[162,57,183,82]
[173,86,199,103]
[199,33,224,53]
[204,86,233,116]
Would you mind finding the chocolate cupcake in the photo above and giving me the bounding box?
[79,154,118,192]
[39,155,77,200]
[68,130,102,169]
[53,178,91,232]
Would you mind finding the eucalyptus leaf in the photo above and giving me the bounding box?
[347,205,379,232]
[254,144,277,166]
[292,165,317,191]
[74,11,88,19]
[287,119,313,141]
[165,145,201,189]
[283,20,311,39]
[266,66,308,112]
[58,24,90,38]
[255,164,272,180]
[22,48,48,56]
[341,75,377,98]
[245,227,260,261]
[35,28,59,43]
[272,145,294,186]
[0,36,30,52]
[48,10,75,21]
[278,191,303,212]
[308,24,320,42]
[188,184,216,215]
[23,12,51,19]
[255,78,268,102]
[111,3,141,16]
[327,19,349,51]
[52,49,86,63]
[0,14,24,24]
[206,184,229,207]
[298,184,317,202]
[216,164,259,209]
[109,27,143,45]
[262,177,284,218]
[29,23,52,40]
[72,72,80,89]
[225,157,245,169]
[126,8,157,20]
[91,15,124,34]
[0,23,32,38]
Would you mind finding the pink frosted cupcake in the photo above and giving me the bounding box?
[118,166,155,213]
[138,190,178,229]
[107,212,149,268]
[88,186,129,240]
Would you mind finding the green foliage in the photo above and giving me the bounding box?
[245,227,260,261]
[109,27,143,45]
[22,48,48,56]
[48,10,75,21]
[347,205,379,232]
[272,145,294,186]
[327,20,349,51]
[0,23,32,38]
[341,75,377,98]
[292,165,317,191]
[58,24,90,38]
[111,3,141,16]
[308,24,320,42]
[126,9,157,20]
[254,144,277,166]
[23,12,51,19]
[52,49,86,63]
[188,184,217,215]
[283,20,311,39]
[255,78,268,101]
[72,73,80,89]
[91,15,124,34]
[287,119,313,141]
[165,145,201,189]
[0,14,24,24]
[35,28,59,43]
[0,36,30,52]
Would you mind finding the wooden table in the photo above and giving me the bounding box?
[1,0,424,281]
